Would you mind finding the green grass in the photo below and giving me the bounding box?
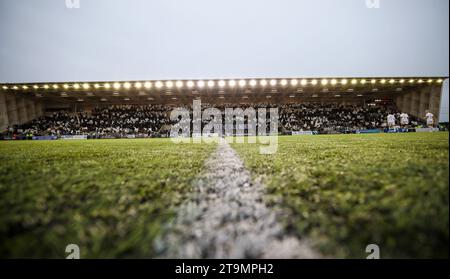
[0,139,215,258]
[231,133,449,258]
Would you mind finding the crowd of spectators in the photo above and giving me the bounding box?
[2,103,424,138]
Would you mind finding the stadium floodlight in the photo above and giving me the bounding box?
[83,83,90,90]
[52,84,58,89]
[33,85,39,89]
[427,79,433,83]
[218,80,226,87]
[207,80,215,88]
[2,85,8,90]
[165,81,174,88]
[43,84,50,89]
[418,79,424,84]
[300,79,307,86]
[113,82,121,89]
[351,79,357,85]
[63,84,69,89]
[280,79,288,86]
[175,80,183,88]
[360,79,366,85]
[389,79,395,84]
[134,82,142,89]
[22,85,28,90]
[330,79,337,85]
[437,79,443,83]
[228,80,236,87]
[290,79,298,86]
[380,79,386,84]
[187,81,194,88]
[371,79,377,84]
[321,79,328,86]
[94,83,101,89]
[239,79,246,87]
[197,80,205,88]
[249,79,257,87]
[12,85,19,90]
[270,79,277,86]
[341,79,348,85]
[122,82,131,89]
[260,79,268,86]
[399,79,405,84]
[409,79,415,84]
[155,81,163,89]
[104,83,111,89]
[144,81,151,89]
[311,79,318,85]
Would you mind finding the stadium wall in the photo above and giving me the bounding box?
[395,85,442,122]
[0,93,43,130]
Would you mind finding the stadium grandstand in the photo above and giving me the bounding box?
[0,77,446,139]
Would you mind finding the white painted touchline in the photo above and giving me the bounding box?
[155,139,320,258]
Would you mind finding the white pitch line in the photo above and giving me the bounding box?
[155,139,320,258]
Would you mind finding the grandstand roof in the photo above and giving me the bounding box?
[1,77,446,105]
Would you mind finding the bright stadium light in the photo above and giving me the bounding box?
[399,79,405,84]
[290,79,298,86]
[197,80,205,88]
[249,79,257,87]
[311,79,318,85]
[166,81,174,88]
[83,83,90,90]
[437,79,443,83]
[155,81,163,89]
[321,79,328,86]
[218,80,226,87]
[94,83,101,89]
[134,82,142,89]
[176,81,183,88]
[330,79,337,85]
[260,79,268,86]
[33,85,39,89]
[380,79,386,84]
[13,85,19,90]
[360,79,366,85]
[371,79,377,84]
[341,79,348,85]
[2,85,8,90]
[270,79,277,86]
[187,80,195,88]
[239,80,246,87]
[427,79,433,83]
[228,80,236,87]
[113,82,121,89]
[52,84,58,89]
[280,79,288,86]
[22,85,28,90]
[104,83,111,89]
[389,79,395,84]
[300,79,307,86]
[144,81,151,89]
[123,82,131,89]
[409,79,415,84]
[418,79,424,83]
[207,80,215,88]
[351,79,357,85]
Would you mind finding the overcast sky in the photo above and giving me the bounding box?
[0,0,448,119]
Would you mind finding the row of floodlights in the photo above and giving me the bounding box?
[1,78,444,91]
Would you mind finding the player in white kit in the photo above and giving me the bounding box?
[400,112,409,127]
[387,113,396,128]
[425,110,435,128]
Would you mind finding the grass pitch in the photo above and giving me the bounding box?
[0,139,215,258]
[232,132,449,258]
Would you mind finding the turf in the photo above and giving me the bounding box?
[0,139,215,258]
[231,133,449,258]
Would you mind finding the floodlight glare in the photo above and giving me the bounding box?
[330,79,337,85]
[104,83,111,89]
[290,79,298,86]
[113,82,121,89]
[371,79,376,84]
[228,80,236,87]
[207,80,215,88]
[187,81,194,88]
[166,81,174,88]
[155,81,163,88]
[144,81,151,89]
[351,79,357,85]
[300,79,307,86]
[389,79,395,84]
[341,79,348,85]
[134,82,142,89]
[321,79,328,86]
[176,81,183,88]
[360,79,366,85]
[260,79,268,86]
[311,79,318,85]
[270,79,277,86]
[280,79,288,86]
[249,80,257,87]
[83,83,90,89]
[380,79,386,84]
[52,84,58,89]
[197,80,205,88]
[218,80,226,87]
[94,83,100,89]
